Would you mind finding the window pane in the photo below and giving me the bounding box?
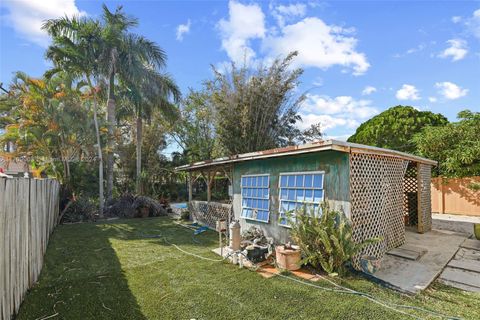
[262,176,268,187]
[280,188,287,199]
[280,175,287,187]
[296,189,304,202]
[263,188,268,198]
[287,189,295,200]
[280,201,288,213]
[295,175,304,187]
[314,189,323,202]
[252,198,258,209]
[287,175,295,187]
[242,177,247,187]
[304,174,313,187]
[305,189,313,202]
[313,174,323,188]
[246,188,251,197]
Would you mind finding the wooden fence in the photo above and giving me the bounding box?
[431,176,480,216]
[0,178,60,320]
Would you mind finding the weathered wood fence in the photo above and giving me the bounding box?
[0,178,60,320]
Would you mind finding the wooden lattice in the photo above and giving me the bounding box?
[403,163,418,226]
[189,201,233,233]
[417,163,432,233]
[350,153,408,268]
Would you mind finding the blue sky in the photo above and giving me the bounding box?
[1,0,479,144]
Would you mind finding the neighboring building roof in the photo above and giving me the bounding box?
[0,155,29,174]
[175,140,437,172]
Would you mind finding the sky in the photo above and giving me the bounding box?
[1,0,479,146]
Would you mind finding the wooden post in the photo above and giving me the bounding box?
[188,171,193,202]
[207,171,212,202]
[417,162,424,233]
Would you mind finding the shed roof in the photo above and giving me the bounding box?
[175,140,437,171]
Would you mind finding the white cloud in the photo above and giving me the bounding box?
[361,86,376,95]
[428,97,437,103]
[465,9,480,39]
[396,84,420,100]
[1,0,85,46]
[435,82,468,100]
[217,1,266,64]
[298,94,378,133]
[272,3,307,27]
[176,20,191,41]
[438,39,468,61]
[263,17,370,75]
[452,16,462,23]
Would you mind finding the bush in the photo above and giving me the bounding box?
[289,204,379,275]
[105,193,167,218]
[61,197,97,223]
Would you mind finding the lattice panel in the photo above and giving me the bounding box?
[403,163,418,226]
[189,201,233,233]
[350,153,408,268]
[417,164,432,233]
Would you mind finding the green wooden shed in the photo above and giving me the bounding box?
[176,140,437,262]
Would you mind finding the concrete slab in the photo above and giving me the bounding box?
[370,229,467,294]
[387,246,426,261]
[460,239,480,251]
[439,267,480,289]
[432,214,480,236]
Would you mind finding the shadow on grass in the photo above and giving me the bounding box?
[16,217,218,320]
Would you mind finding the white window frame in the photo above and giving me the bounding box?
[278,171,325,228]
[240,173,270,223]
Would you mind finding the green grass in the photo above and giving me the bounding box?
[17,217,479,320]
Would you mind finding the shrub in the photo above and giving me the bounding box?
[288,204,380,275]
[61,197,97,223]
[105,193,167,218]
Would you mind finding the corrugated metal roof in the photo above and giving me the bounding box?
[175,139,437,171]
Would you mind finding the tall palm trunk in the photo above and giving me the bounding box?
[135,114,143,194]
[106,71,115,202]
[90,81,105,216]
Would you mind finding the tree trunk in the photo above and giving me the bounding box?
[106,72,115,202]
[135,115,143,195]
[92,86,105,217]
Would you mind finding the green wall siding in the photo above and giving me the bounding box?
[232,150,350,242]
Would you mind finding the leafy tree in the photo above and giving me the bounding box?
[43,15,107,213]
[0,72,96,190]
[414,110,480,177]
[119,72,180,194]
[207,52,308,155]
[347,106,448,153]
[166,89,219,163]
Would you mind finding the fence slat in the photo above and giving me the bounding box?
[0,178,60,320]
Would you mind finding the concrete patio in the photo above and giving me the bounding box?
[370,229,470,294]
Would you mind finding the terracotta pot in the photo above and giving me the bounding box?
[275,245,301,271]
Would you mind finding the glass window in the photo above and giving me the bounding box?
[278,172,325,227]
[241,175,270,223]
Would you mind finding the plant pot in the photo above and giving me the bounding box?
[275,245,301,271]
[360,255,381,274]
[474,224,480,240]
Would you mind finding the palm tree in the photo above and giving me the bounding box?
[43,16,106,214]
[98,4,168,200]
[121,70,180,193]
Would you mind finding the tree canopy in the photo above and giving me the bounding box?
[414,110,480,177]
[347,106,448,153]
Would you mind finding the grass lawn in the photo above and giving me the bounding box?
[17,217,479,320]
